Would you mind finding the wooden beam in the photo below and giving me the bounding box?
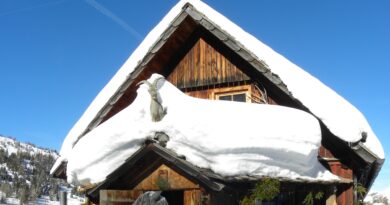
[99,190,143,205]
[184,190,202,205]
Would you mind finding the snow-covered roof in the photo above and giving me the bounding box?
[65,75,338,186]
[52,0,384,178]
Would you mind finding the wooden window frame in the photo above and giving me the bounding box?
[211,85,252,103]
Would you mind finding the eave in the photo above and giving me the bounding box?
[350,142,385,192]
[51,161,67,180]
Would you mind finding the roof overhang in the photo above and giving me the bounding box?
[350,142,385,192]
[51,161,67,179]
[320,123,384,196]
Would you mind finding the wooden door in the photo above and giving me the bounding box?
[184,190,202,205]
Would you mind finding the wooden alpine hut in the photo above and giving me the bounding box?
[51,1,385,204]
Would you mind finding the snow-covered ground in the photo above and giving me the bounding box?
[0,195,84,205]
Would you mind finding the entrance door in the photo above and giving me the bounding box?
[161,190,184,205]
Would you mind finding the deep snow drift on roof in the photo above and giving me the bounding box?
[56,0,383,163]
[65,74,338,186]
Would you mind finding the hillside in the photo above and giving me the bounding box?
[0,135,68,204]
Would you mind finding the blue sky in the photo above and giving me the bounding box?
[0,0,389,191]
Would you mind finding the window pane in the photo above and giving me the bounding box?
[219,95,232,101]
[233,93,246,102]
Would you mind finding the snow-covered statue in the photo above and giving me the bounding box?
[154,132,170,147]
[137,76,167,122]
[133,191,169,205]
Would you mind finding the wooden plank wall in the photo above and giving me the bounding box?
[184,84,277,105]
[133,164,199,191]
[336,185,354,205]
[99,190,143,205]
[319,146,336,159]
[319,146,353,179]
[168,38,250,89]
[319,146,354,204]
[184,190,202,205]
[99,190,204,205]
[165,38,278,104]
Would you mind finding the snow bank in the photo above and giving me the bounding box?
[66,75,337,186]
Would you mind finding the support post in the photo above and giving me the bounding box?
[326,185,337,205]
[60,191,67,205]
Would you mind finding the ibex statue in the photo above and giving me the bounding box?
[137,77,167,122]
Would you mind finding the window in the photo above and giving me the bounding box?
[217,92,247,102]
[212,85,251,103]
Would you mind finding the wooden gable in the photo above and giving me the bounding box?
[88,143,220,205]
[168,38,250,89]
[166,37,276,104]
[99,164,202,205]
[85,9,291,133]
[133,164,200,191]
[78,2,303,140]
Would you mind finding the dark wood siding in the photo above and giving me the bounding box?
[167,37,277,104]
[319,146,354,204]
[182,84,277,105]
[168,38,250,89]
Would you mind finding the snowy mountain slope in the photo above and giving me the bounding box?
[364,189,390,205]
[0,135,57,158]
[0,135,67,204]
[0,195,84,205]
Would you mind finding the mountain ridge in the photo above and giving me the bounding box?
[0,135,66,204]
[0,135,58,156]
